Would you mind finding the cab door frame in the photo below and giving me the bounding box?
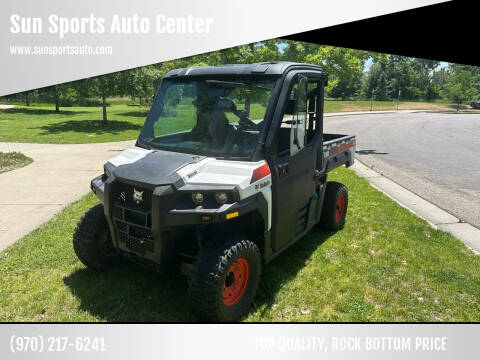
[263,69,326,253]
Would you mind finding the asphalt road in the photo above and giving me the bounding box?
[324,112,480,229]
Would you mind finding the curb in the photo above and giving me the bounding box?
[350,161,480,255]
[324,110,422,117]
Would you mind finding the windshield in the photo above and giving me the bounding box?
[138,78,276,159]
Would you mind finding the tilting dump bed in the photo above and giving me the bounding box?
[322,133,356,172]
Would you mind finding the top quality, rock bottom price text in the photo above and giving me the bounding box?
[254,336,448,353]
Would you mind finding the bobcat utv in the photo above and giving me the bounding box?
[74,62,356,321]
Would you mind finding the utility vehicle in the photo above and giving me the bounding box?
[74,62,356,321]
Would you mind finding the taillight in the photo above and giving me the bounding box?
[250,163,271,184]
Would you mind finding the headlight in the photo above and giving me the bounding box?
[192,192,204,205]
[215,191,228,205]
[104,163,115,178]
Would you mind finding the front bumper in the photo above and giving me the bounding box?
[90,174,266,267]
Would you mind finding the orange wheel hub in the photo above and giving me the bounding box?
[222,258,250,307]
[335,194,346,222]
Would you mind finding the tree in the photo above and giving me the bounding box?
[442,66,478,111]
[363,62,389,100]
[363,54,442,101]
[281,41,369,97]
[74,73,120,124]
[429,67,450,100]
[39,84,75,112]
[163,40,282,69]
[119,66,162,106]
[411,58,440,100]
[53,85,60,111]
[329,71,363,100]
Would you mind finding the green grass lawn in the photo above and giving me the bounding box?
[0,151,33,173]
[1,167,479,322]
[0,104,147,144]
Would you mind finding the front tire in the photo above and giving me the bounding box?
[319,181,349,230]
[189,238,262,322]
[73,204,120,270]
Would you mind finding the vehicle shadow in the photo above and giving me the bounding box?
[356,149,389,155]
[35,120,142,136]
[3,107,88,115]
[63,228,334,322]
[63,264,198,322]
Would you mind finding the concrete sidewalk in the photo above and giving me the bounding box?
[351,161,480,254]
[0,141,135,251]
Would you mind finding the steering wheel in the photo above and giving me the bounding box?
[234,109,257,131]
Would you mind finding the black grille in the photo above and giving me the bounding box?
[116,221,154,255]
[118,230,129,243]
[125,235,154,254]
[129,225,152,240]
[111,180,155,255]
[113,205,151,227]
[116,220,127,232]
[113,204,154,254]
[114,206,123,220]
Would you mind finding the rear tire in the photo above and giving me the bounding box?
[73,204,121,270]
[188,238,262,322]
[319,181,348,230]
